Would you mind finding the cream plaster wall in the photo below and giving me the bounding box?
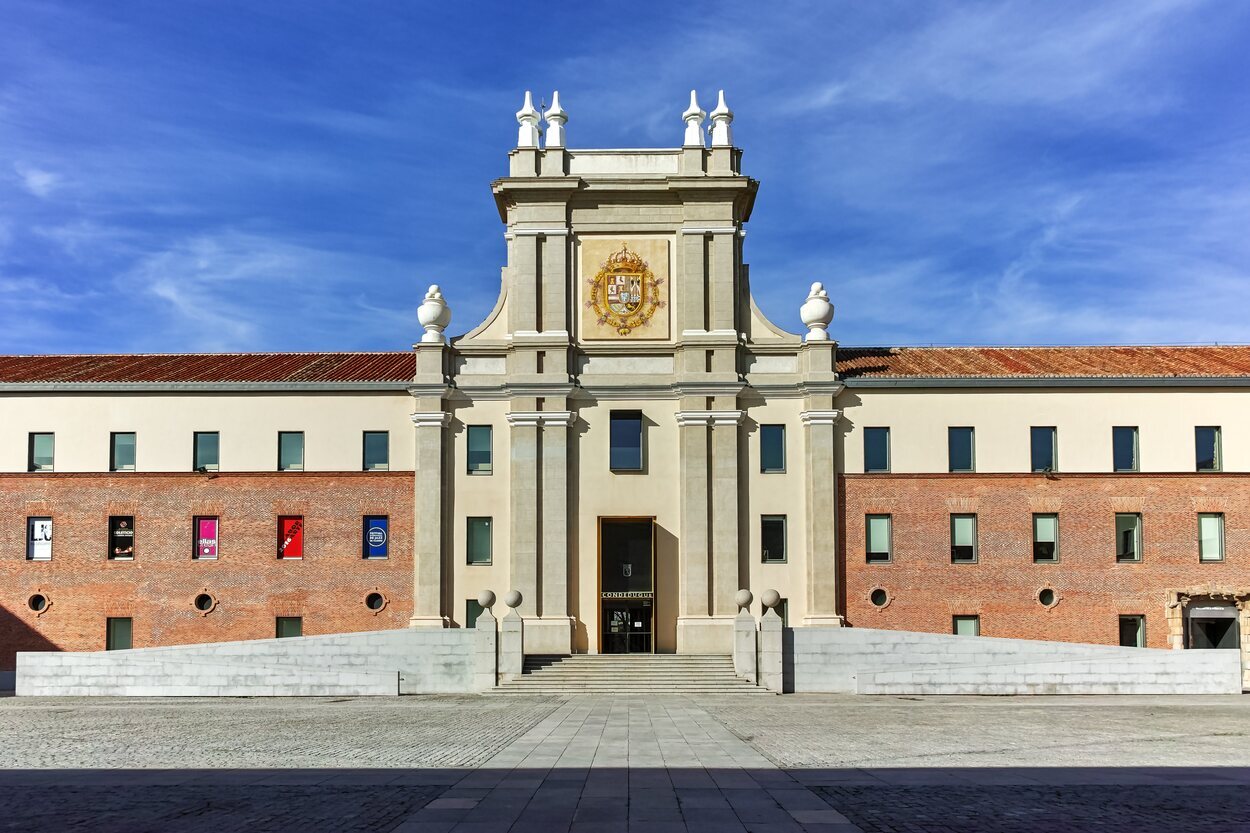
[0,392,416,473]
[838,387,1250,474]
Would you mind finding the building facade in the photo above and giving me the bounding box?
[4,93,1250,675]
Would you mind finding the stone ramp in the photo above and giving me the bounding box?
[493,654,773,695]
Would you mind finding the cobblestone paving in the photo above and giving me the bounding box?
[812,785,1250,833]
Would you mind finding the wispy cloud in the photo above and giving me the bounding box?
[13,162,62,198]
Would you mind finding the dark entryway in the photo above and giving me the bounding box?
[1186,601,1240,649]
[599,518,654,654]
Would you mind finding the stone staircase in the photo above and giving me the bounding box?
[493,654,772,695]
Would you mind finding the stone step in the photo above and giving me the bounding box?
[496,652,768,696]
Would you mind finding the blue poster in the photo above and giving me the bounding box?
[364,516,388,558]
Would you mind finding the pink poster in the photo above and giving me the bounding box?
[196,517,218,559]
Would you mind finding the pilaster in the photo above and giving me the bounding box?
[801,407,844,627]
[409,409,451,628]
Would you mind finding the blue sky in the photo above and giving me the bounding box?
[2,0,1249,353]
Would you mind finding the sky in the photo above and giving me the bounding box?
[2,0,1249,353]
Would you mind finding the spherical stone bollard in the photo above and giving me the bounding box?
[761,589,781,610]
[477,590,496,610]
[735,589,754,610]
[504,590,523,609]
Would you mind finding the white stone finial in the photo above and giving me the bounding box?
[417,284,452,344]
[710,89,733,147]
[516,91,542,149]
[504,590,523,609]
[544,90,567,149]
[800,282,834,342]
[682,90,706,148]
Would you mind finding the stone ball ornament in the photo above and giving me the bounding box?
[735,589,754,610]
[477,590,496,610]
[504,590,523,609]
[417,284,452,344]
[761,589,781,610]
[800,282,834,342]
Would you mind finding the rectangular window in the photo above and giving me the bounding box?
[609,410,643,471]
[1032,513,1059,563]
[1115,513,1142,562]
[1030,426,1057,472]
[363,515,389,559]
[193,431,220,471]
[106,617,133,651]
[760,424,786,473]
[866,514,892,563]
[948,427,975,473]
[1196,426,1221,472]
[1119,615,1145,648]
[950,514,978,563]
[363,431,389,471]
[108,515,135,560]
[275,616,302,638]
[28,432,54,472]
[110,432,136,471]
[467,425,493,475]
[467,517,492,565]
[278,516,304,559]
[26,516,52,561]
[1112,426,1138,472]
[193,516,219,560]
[466,598,486,629]
[953,615,980,636]
[278,431,304,471]
[761,515,787,563]
[1199,513,1225,562]
[864,427,890,473]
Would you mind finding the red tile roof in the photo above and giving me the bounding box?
[0,353,416,384]
[837,346,1250,379]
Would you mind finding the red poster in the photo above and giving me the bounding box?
[196,517,218,559]
[279,516,303,558]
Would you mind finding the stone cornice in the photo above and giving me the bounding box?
[409,412,452,428]
[505,410,575,427]
[675,409,745,427]
[800,409,843,426]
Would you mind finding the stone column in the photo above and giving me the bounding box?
[759,593,783,694]
[709,411,744,617]
[676,412,710,652]
[733,591,757,684]
[474,604,498,691]
[410,411,451,627]
[802,408,844,627]
[536,412,574,653]
[540,232,569,335]
[506,412,540,618]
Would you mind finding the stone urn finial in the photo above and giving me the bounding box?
[477,590,496,610]
[516,91,542,149]
[761,589,781,610]
[682,90,706,148]
[710,90,734,147]
[544,90,567,149]
[735,589,754,610]
[504,590,523,609]
[417,284,451,344]
[800,282,834,342]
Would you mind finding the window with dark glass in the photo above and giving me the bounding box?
[193,431,220,471]
[866,514,892,563]
[106,617,133,650]
[467,425,493,475]
[1199,513,1224,562]
[1196,426,1221,472]
[953,615,980,636]
[1112,426,1138,472]
[275,616,302,638]
[466,598,486,628]
[950,514,977,563]
[467,517,492,565]
[363,431,389,471]
[1115,513,1142,562]
[278,431,304,471]
[775,598,789,628]
[761,515,787,563]
[1030,426,1056,472]
[28,432,54,472]
[108,515,135,560]
[760,425,786,473]
[864,427,890,473]
[948,427,975,473]
[1033,513,1058,562]
[609,410,643,471]
[1119,615,1145,647]
[110,432,136,471]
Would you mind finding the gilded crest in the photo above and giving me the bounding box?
[586,244,665,336]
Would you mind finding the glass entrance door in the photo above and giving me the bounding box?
[599,518,655,654]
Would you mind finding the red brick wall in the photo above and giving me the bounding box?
[0,472,413,670]
[841,473,1250,648]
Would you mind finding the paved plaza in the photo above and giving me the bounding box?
[2,693,1250,832]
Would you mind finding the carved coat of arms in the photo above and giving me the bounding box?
[586,244,665,336]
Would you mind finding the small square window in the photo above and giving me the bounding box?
[609,411,643,471]
[760,425,786,473]
[950,514,977,563]
[467,517,492,565]
[110,432,136,471]
[1199,513,1224,562]
[1115,513,1142,562]
[1030,426,1056,472]
[28,433,54,472]
[467,425,493,475]
[193,432,220,471]
[466,598,486,628]
[866,514,892,563]
[864,427,890,473]
[953,615,980,636]
[278,431,304,471]
[1032,513,1059,563]
[363,431,389,471]
[193,516,219,559]
[761,515,787,563]
[26,516,53,561]
[1119,615,1145,647]
[275,616,302,638]
[948,427,975,473]
[1196,427,1221,472]
[108,515,135,560]
[1113,426,1138,472]
[106,617,133,650]
[363,515,389,559]
[278,516,304,559]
